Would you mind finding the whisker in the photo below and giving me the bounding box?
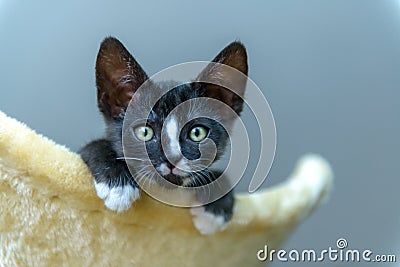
[149,172,157,192]
[116,157,147,161]
[193,172,207,197]
[140,170,155,192]
[134,167,152,186]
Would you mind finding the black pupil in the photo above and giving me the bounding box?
[143,128,148,136]
[194,128,200,137]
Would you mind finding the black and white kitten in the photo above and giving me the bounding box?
[79,37,248,235]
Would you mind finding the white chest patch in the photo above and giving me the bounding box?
[165,116,180,156]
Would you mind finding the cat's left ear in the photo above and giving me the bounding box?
[197,41,248,115]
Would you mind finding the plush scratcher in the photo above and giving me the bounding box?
[0,110,333,267]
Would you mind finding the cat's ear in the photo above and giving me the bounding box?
[95,37,148,119]
[197,41,248,115]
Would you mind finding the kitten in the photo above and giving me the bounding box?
[79,37,248,235]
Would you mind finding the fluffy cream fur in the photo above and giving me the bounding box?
[0,110,333,266]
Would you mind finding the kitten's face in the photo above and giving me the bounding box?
[120,83,230,186]
[96,37,248,187]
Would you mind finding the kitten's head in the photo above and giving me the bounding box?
[95,37,248,186]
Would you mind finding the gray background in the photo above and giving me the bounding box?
[0,1,399,266]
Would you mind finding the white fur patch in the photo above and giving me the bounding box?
[95,182,139,213]
[190,206,227,235]
[165,116,180,156]
[172,159,189,176]
[181,177,192,186]
[94,182,110,199]
[158,163,171,176]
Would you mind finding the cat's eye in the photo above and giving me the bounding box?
[134,126,154,141]
[188,126,208,142]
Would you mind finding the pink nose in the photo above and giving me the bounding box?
[159,162,185,177]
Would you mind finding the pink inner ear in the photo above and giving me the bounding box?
[95,37,148,119]
[196,41,248,114]
[198,65,248,115]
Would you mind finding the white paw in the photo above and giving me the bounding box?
[190,206,227,235]
[95,182,140,213]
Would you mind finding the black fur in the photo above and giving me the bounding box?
[79,37,248,225]
[79,139,135,188]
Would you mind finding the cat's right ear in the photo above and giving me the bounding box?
[95,37,148,120]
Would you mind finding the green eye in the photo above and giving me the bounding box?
[134,126,154,141]
[189,126,208,142]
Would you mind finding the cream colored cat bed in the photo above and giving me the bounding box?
[0,110,333,266]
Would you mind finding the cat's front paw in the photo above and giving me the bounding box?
[190,206,228,235]
[95,182,140,212]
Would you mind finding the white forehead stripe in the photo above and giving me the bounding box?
[165,116,180,156]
